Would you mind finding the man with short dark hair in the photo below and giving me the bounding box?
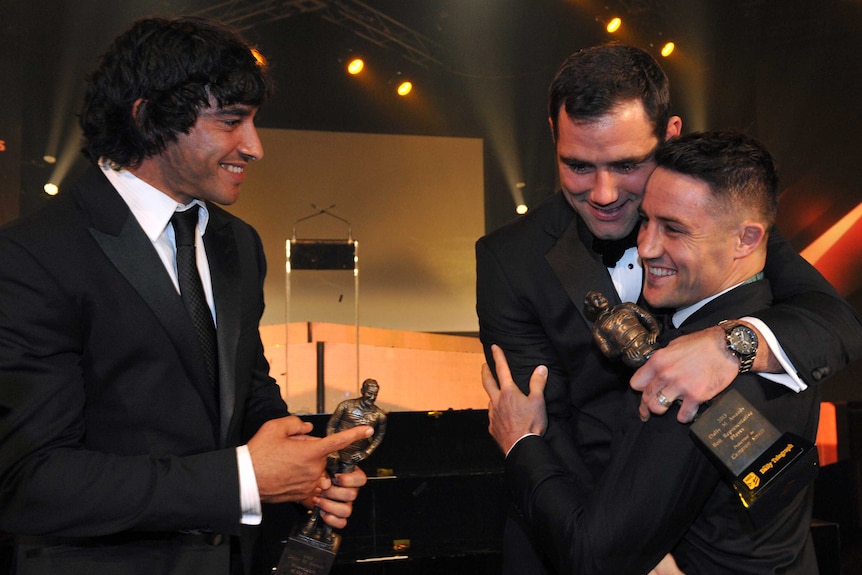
[0,17,372,574]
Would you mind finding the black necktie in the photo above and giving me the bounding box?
[592,226,639,267]
[171,206,218,388]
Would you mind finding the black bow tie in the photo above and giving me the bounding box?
[592,227,639,267]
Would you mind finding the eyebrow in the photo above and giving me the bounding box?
[562,144,658,168]
[211,104,256,117]
[611,147,657,166]
[641,208,689,231]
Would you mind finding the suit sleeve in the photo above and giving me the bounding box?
[476,237,565,394]
[0,234,243,538]
[757,229,862,384]
[506,401,719,575]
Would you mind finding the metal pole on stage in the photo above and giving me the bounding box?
[285,206,358,413]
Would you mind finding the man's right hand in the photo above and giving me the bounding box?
[247,416,373,504]
[481,344,548,455]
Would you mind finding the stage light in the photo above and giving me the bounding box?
[43,155,56,164]
[396,80,413,96]
[606,17,622,33]
[43,182,59,196]
[346,57,364,75]
[516,204,528,215]
[250,48,267,67]
[661,42,675,57]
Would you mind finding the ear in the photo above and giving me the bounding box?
[664,116,682,141]
[131,98,147,124]
[548,115,557,143]
[735,222,766,258]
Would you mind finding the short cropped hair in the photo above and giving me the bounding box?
[548,43,671,141]
[654,130,779,229]
[80,17,271,168]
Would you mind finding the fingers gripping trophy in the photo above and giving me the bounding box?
[278,379,387,574]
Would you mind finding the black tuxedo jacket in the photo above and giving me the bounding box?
[507,280,820,574]
[0,166,289,574]
[476,191,862,572]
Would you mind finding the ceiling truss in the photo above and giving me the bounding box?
[189,0,443,69]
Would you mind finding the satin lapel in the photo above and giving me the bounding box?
[546,218,620,328]
[80,170,220,431]
[205,210,241,444]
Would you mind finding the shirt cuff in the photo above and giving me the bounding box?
[506,433,541,459]
[741,316,807,392]
[236,445,262,525]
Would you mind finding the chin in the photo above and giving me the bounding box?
[643,290,669,309]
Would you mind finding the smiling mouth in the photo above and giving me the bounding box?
[220,163,245,174]
[647,263,676,278]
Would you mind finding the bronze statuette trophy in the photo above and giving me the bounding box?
[276,379,387,574]
[585,291,818,521]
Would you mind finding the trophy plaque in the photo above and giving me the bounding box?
[585,291,818,520]
[275,379,387,574]
[690,388,818,520]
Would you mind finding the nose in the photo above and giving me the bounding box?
[637,221,660,260]
[239,123,264,162]
[589,169,619,206]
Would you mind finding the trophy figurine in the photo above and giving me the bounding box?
[276,378,387,574]
[583,290,661,368]
[585,290,817,521]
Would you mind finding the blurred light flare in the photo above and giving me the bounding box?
[396,81,413,96]
[347,57,364,75]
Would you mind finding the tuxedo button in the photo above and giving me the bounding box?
[811,366,831,381]
[207,533,225,546]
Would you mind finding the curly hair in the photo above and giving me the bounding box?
[548,43,671,141]
[80,17,271,168]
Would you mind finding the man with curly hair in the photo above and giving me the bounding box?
[0,17,372,575]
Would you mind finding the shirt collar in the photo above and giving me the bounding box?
[101,162,209,241]
[672,272,765,327]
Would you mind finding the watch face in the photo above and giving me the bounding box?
[728,326,757,355]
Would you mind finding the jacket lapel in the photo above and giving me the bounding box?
[205,208,241,443]
[546,216,620,328]
[78,167,221,431]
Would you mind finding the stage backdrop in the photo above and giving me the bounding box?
[226,128,484,334]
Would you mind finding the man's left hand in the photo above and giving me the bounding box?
[304,466,367,529]
[630,326,738,423]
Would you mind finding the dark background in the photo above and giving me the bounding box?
[2,3,862,572]
[2,0,861,400]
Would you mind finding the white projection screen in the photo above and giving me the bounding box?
[226,128,485,335]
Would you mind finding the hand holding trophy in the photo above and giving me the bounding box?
[277,379,387,574]
[585,291,817,521]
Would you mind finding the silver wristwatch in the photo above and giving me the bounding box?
[719,320,758,374]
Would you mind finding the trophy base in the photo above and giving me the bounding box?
[690,388,819,522]
[733,433,819,522]
[275,532,342,575]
